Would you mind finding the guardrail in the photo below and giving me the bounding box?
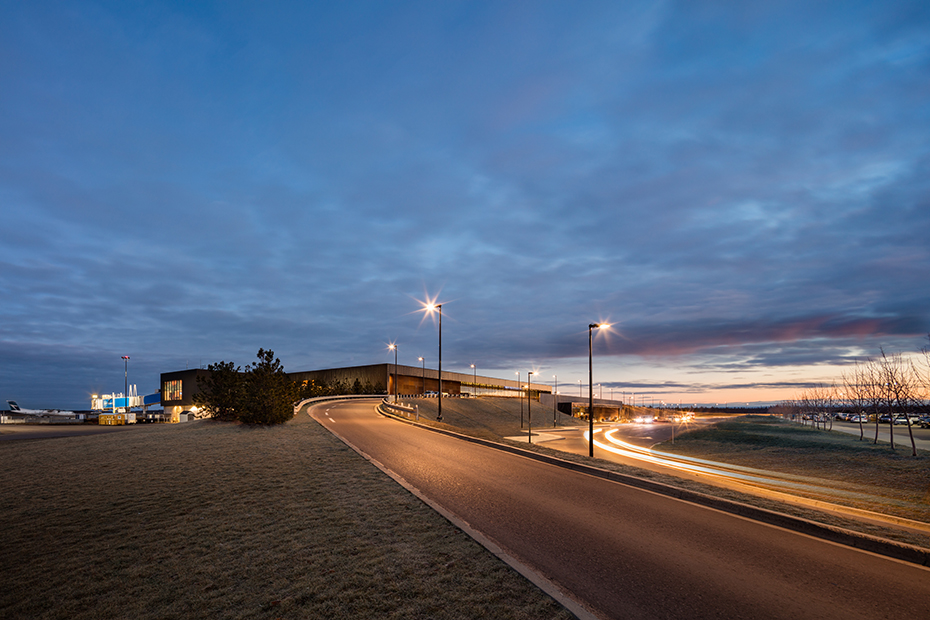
[379,398,419,420]
[293,394,385,415]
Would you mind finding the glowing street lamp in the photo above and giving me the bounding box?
[471,363,477,398]
[588,323,610,457]
[527,371,534,443]
[553,374,558,427]
[388,344,398,403]
[424,302,443,421]
[418,357,425,395]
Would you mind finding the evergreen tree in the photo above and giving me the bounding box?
[194,361,242,421]
[239,348,299,425]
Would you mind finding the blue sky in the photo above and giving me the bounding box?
[2,1,928,409]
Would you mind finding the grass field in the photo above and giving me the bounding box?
[656,415,930,523]
[5,399,929,619]
[394,396,586,439]
[0,409,575,620]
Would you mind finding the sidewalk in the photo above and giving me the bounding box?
[830,424,930,451]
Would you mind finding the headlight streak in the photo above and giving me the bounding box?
[583,428,880,500]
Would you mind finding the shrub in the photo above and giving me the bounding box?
[196,349,299,425]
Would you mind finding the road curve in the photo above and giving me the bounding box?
[310,399,930,620]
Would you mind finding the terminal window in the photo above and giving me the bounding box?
[164,380,182,401]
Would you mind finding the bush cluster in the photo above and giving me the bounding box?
[194,349,299,425]
[194,349,387,425]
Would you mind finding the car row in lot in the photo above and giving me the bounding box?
[878,413,928,426]
[834,412,930,427]
[898,414,930,427]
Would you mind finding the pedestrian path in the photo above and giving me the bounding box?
[830,424,930,451]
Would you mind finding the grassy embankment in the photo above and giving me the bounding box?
[394,395,587,439]
[405,398,930,549]
[0,410,575,620]
[657,415,930,522]
[5,398,928,619]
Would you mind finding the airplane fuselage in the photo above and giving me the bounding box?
[6,400,75,416]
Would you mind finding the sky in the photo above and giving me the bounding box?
[2,1,929,410]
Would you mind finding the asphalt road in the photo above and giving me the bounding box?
[311,399,930,620]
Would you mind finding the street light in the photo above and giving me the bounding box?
[588,323,610,457]
[553,374,558,427]
[122,355,130,412]
[471,363,477,398]
[527,371,534,443]
[418,357,425,395]
[388,344,398,403]
[424,302,443,421]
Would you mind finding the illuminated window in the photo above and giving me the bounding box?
[164,380,183,401]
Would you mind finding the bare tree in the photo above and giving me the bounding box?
[843,361,872,441]
[825,382,838,430]
[861,358,886,445]
[796,391,813,427]
[771,400,800,421]
[918,334,930,410]
[798,384,835,430]
[876,349,920,456]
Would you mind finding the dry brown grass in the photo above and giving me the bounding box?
[0,413,575,620]
[402,396,585,439]
[657,416,930,520]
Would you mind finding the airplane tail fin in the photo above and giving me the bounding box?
[7,400,21,411]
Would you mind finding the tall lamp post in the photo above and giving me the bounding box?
[122,355,130,412]
[588,323,609,457]
[553,374,558,427]
[418,357,425,395]
[527,371,534,443]
[471,363,477,398]
[388,344,398,403]
[425,303,443,421]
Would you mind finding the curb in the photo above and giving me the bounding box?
[309,400,600,620]
[376,404,930,568]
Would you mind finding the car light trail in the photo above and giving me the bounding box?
[584,428,885,502]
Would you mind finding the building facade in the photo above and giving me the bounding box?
[160,363,553,413]
[160,368,212,418]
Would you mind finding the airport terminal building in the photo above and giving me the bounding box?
[159,363,553,417]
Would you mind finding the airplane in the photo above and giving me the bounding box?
[6,400,76,416]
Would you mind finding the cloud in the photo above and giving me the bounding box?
[1,1,928,406]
